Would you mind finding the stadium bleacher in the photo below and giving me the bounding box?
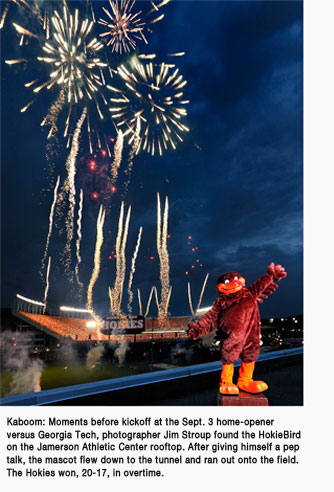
[16,312,190,342]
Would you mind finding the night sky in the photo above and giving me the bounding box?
[1,0,303,318]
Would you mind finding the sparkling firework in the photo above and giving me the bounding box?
[127,226,143,314]
[137,288,142,316]
[0,4,10,30]
[166,285,172,312]
[123,115,141,195]
[62,108,87,279]
[75,189,84,294]
[36,5,106,105]
[87,205,106,325]
[40,175,60,280]
[3,0,47,37]
[7,2,108,149]
[43,256,52,314]
[109,202,131,317]
[144,286,156,318]
[110,129,124,183]
[43,90,66,187]
[153,284,171,316]
[196,273,209,312]
[108,60,189,156]
[187,282,195,317]
[156,193,170,321]
[188,273,210,317]
[41,89,65,139]
[98,0,171,54]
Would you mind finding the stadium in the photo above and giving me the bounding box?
[4,293,303,354]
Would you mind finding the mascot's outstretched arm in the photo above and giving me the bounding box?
[187,299,221,339]
[247,263,286,300]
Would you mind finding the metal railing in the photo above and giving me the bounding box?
[0,347,303,406]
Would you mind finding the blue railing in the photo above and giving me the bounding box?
[0,347,303,406]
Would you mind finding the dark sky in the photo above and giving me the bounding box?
[1,0,303,318]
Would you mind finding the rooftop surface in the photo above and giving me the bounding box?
[1,349,303,406]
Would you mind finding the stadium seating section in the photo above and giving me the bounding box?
[17,312,190,341]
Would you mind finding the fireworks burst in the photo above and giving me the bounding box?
[156,193,170,321]
[40,176,60,280]
[127,226,143,314]
[3,0,50,38]
[98,0,171,54]
[6,2,108,149]
[0,4,10,30]
[87,205,106,325]
[108,60,189,156]
[36,6,106,102]
[109,202,131,317]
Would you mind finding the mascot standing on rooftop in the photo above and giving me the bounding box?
[187,262,287,395]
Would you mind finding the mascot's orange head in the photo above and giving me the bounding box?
[217,272,246,295]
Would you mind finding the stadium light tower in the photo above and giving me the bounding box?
[16,294,45,314]
[60,306,94,319]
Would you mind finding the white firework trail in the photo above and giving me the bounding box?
[119,204,132,310]
[110,129,124,183]
[144,286,156,318]
[166,285,172,313]
[153,284,159,313]
[156,193,170,323]
[123,116,141,195]
[62,107,87,278]
[196,273,209,312]
[41,89,65,139]
[0,4,9,30]
[187,282,195,317]
[127,226,143,314]
[43,256,52,314]
[87,205,106,329]
[109,202,131,318]
[40,176,60,279]
[75,188,84,294]
[110,201,124,314]
[188,273,210,317]
[137,288,143,316]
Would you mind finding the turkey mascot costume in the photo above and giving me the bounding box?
[187,262,287,395]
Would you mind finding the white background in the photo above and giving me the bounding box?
[1,0,334,489]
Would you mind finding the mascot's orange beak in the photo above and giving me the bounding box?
[217,277,245,295]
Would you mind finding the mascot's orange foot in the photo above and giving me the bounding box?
[237,380,268,394]
[219,382,239,395]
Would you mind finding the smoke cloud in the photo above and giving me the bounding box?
[1,331,44,396]
[114,340,130,367]
[86,344,104,368]
[170,342,194,363]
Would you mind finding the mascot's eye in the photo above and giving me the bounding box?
[234,276,239,280]
[224,279,230,285]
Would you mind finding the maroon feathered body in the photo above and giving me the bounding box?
[189,273,276,364]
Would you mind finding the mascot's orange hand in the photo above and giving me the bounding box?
[187,322,200,340]
[267,262,287,281]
